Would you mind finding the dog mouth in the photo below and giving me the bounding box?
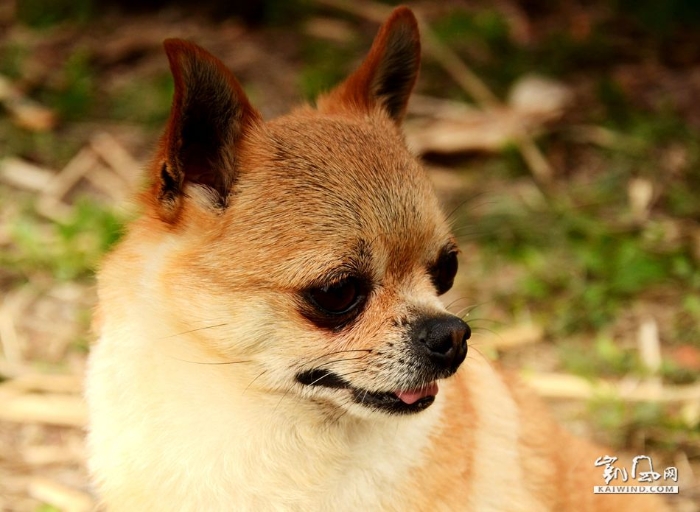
[296,369,438,414]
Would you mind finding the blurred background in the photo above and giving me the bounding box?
[0,0,699,510]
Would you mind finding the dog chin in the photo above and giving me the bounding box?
[296,369,441,416]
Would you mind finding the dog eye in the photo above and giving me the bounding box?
[430,251,458,295]
[308,277,366,315]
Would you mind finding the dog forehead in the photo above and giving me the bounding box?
[247,114,431,208]
[264,113,411,176]
[240,114,441,231]
[227,113,451,279]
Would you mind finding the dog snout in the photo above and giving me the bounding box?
[412,315,470,373]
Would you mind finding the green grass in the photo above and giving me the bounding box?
[2,197,125,282]
[588,396,698,450]
[17,0,93,28]
[0,42,31,79]
[464,187,698,336]
[35,505,61,512]
[559,336,641,379]
[109,72,174,127]
[298,37,361,101]
[39,48,95,122]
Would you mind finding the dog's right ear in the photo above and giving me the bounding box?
[150,39,261,222]
[318,6,420,124]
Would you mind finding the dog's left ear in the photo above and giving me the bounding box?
[152,39,262,222]
[319,6,420,124]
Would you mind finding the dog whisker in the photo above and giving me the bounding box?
[161,323,229,339]
[468,326,507,345]
[171,357,253,365]
[453,300,495,319]
[464,317,504,326]
[360,387,369,407]
[450,221,492,235]
[273,385,295,413]
[444,192,494,224]
[445,296,472,312]
[315,355,371,369]
[302,348,373,367]
[306,368,365,387]
[243,370,268,394]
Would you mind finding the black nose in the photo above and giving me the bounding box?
[412,315,470,373]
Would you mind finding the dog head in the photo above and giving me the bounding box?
[137,7,469,418]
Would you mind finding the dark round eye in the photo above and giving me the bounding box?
[308,277,365,315]
[430,251,458,295]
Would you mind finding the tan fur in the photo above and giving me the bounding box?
[86,7,669,511]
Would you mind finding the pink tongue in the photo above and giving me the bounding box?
[395,382,439,405]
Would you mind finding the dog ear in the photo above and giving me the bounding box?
[153,39,261,220]
[319,6,420,123]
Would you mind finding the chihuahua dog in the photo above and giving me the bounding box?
[86,7,669,511]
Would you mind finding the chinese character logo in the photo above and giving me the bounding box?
[595,455,628,485]
[631,455,661,483]
[595,454,678,486]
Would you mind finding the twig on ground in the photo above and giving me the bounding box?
[523,372,700,404]
[638,316,662,376]
[89,132,141,190]
[0,158,54,192]
[2,373,83,394]
[0,392,88,427]
[484,323,544,350]
[22,444,84,466]
[28,478,94,512]
[37,147,100,222]
[84,161,131,202]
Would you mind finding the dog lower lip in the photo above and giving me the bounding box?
[296,369,438,414]
[351,388,435,414]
